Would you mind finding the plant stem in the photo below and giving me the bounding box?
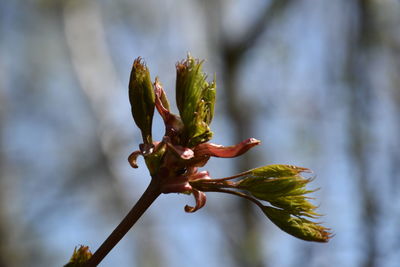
[84,179,161,266]
[205,188,264,209]
[210,170,252,182]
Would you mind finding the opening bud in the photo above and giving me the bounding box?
[175,55,216,147]
[64,245,92,266]
[129,57,155,144]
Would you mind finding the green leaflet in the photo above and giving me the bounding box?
[237,165,314,200]
[250,164,310,178]
[238,175,309,195]
[268,195,319,218]
[129,58,155,145]
[262,206,330,242]
[237,164,319,218]
[175,55,216,147]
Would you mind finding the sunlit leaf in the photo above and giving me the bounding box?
[262,206,331,242]
[175,55,216,146]
[250,164,311,179]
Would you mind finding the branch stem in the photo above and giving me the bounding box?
[204,188,264,209]
[85,179,161,266]
[209,170,252,182]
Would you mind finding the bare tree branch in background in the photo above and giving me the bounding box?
[0,55,47,267]
[368,0,400,260]
[382,2,400,196]
[201,1,291,266]
[0,61,9,267]
[62,1,162,266]
[63,0,126,186]
[344,1,379,266]
[387,28,400,263]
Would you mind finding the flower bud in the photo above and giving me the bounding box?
[129,57,155,144]
[262,206,331,242]
[64,245,92,266]
[175,55,216,147]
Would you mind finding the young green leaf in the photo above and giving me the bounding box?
[175,55,216,147]
[250,164,311,179]
[262,206,331,242]
[237,175,309,195]
[267,195,319,218]
[237,165,319,218]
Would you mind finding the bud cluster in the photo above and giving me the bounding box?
[127,55,331,242]
[65,55,331,267]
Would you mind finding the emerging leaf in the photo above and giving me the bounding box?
[250,164,311,179]
[175,55,216,147]
[129,57,155,144]
[262,206,331,242]
[237,164,319,218]
[268,195,319,218]
[64,245,92,267]
[239,176,311,197]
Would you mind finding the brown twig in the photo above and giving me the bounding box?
[84,179,161,266]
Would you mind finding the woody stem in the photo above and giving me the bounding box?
[84,178,161,267]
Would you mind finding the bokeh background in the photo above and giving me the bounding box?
[1,0,400,266]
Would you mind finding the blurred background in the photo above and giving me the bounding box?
[1,0,400,266]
